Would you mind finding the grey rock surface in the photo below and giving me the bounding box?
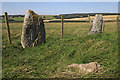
[21,10,45,48]
[88,14,103,34]
[67,62,103,74]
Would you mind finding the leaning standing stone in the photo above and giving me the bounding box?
[21,9,45,48]
[88,14,103,34]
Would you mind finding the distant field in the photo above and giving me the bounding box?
[0,15,55,23]
[0,15,118,23]
[2,22,118,78]
[44,15,118,22]
[40,15,56,20]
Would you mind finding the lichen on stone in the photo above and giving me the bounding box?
[21,9,45,48]
[88,14,103,34]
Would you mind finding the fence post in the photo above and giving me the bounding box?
[102,21,105,32]
[117,16,119,30]
[61,15,64,38]
[4,12,12,44]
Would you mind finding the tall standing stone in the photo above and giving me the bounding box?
[21,10,45,48]
[88,14,103,34]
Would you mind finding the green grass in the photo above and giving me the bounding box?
[1,17,24,23]
[12,17,24,22]
[2,22,118,78]
[0,15,55,23]
[41,15,56,20]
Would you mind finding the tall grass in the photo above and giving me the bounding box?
[2,22,118,78]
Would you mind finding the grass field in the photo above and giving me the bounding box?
[44,15,118,22]
[1,15,118,23]
[2,22,118,78]
[0,15,55,23]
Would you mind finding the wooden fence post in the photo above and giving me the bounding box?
[4,12,12,44]
[61,15,64,38]
[102,21,105,32]
[117,16,119,30]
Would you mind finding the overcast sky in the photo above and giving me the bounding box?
[1,0,120,15]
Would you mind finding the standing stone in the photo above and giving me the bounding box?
[88,14,103,34]
[88,14,91,23]
[21,9,45,48]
